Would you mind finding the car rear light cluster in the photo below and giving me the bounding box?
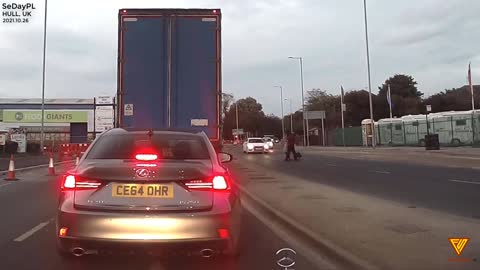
[61,175,102,190]
[184,175,230,191]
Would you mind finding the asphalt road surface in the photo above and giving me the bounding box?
[0,165,322,270]
[227,145,480,220]
[0,154,49,171]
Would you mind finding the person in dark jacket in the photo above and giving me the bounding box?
[285,132,297,161]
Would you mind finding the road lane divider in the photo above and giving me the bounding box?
[14,218,53,242]
[0,183,11,189]
[448,179,480,185]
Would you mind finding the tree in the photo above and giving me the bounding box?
[260,114,282,137]
[378,74,423,98]
[306,89,340,113]
[377,74,423,118]
[222,97,268,139]
[423,85,480,112]
[304,89,342,130]
[221,93,234,122]
[343,90,372,126]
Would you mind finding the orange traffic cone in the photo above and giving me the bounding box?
[47,155,55,176]
[75,156,80,166]
[5,154,18,181]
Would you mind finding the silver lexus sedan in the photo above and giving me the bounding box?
[56,129,241,259]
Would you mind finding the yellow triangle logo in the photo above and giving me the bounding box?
[449,238,469,256]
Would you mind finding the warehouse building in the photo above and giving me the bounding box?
[0,97,114,150]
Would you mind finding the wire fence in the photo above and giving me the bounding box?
[376,116,480,146]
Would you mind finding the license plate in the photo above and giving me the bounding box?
[112,184,174,198]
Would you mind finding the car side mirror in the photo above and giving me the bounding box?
[218,152,233,163]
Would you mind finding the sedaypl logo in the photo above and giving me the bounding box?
[449,238,469,256]
[448,237,474,262]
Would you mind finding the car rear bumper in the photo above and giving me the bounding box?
[57,209,234,239]
[56,193,241,254]
[57,236,229,256]
[247,148,267,153]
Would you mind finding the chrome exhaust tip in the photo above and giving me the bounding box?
[71,247,86,257]
[200,248,214,258]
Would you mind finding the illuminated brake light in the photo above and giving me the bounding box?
[135,154,158,161]
[61,175,102,190]
[212,176,228,190]
[184,176,229,191]
[63,175,76,189]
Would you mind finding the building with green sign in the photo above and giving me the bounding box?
[0,98,114,144]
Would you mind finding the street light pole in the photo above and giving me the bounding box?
[40,0,48,152]
[285,99,293,133]
[290,99,293,133]
[274,86,285,139]
[363,0,376,148]
[288,56,307,146]
[235,102,239,134]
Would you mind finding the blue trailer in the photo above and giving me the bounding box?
[116,9,222,150]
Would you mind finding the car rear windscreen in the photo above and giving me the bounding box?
[86,133,210,160]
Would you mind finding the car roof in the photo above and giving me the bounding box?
[103,128,206,137]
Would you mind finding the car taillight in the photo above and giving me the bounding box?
[184,175,230,191]
[212,176,228,190]
[135,154,158,161]
[61,175,102,190]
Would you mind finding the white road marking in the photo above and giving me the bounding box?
[14,219,52,242]
[369,170,391,174]
[0,183,12,189]
[448,179,480,185]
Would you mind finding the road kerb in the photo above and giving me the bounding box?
[233,181,379,270]
[0,160,75,176]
